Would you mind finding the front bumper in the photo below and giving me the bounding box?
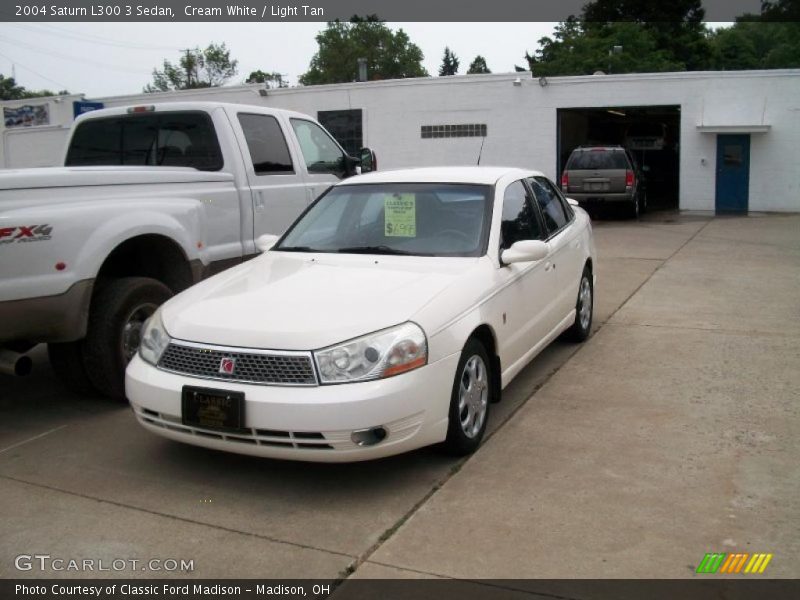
[125,352,459,462]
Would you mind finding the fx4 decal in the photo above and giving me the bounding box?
[0,225,53,245]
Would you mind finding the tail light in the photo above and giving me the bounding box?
[626,170,635,188]
[561,172,569,190]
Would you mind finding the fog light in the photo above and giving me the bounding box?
[351,427,387,447]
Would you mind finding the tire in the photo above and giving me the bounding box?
[83,277,173,400]
[442,339,493,456]
[626,195,640,219]
[47,341,97,395]
[563,267,593,343]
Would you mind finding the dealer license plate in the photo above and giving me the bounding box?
[182,386,246,432]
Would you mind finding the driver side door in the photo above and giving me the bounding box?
[289,118,348,204]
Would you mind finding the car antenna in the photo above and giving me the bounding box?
[476,135,486,165]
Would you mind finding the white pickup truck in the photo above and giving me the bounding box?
[0,102,375,398]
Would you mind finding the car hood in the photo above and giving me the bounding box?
[162,252,481,350]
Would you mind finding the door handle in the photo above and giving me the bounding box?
[545,262,556,272]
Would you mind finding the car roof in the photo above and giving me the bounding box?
[339,166,546,186]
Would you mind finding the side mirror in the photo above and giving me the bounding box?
[566,197,579,207]
[359,147,376,173]
[255,234,279,253]
[500,240,549,265]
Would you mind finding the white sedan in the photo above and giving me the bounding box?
[126,167,596,462]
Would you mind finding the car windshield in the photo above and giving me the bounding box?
[567,150,629,170]
[276,183,492,257]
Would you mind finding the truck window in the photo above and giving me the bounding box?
[65,111,223,171]
[289,118,346,178]
[237,113,294,175]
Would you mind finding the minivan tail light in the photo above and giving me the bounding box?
[626,170,635,188]
[561,172,569,190]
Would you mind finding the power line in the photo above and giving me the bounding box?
[0,35,154,75]
[0,50,71,91]
[5,22,181,52]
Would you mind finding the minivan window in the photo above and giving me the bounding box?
[566,150,629,170]
[65,111,223,171]
[237,113,294,174]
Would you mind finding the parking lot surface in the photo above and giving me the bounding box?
[1,212,798,580]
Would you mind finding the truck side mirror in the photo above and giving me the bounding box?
[359,148,376,173]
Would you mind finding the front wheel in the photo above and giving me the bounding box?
[563,268,593,343]
[82,277,173,400]
[442,339,492,456]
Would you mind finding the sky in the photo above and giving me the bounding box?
[0,22,560,98]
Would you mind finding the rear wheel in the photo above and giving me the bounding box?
[83,277,172,400]
[47,341,96,395]
[563,267,593,342]
[442,339,492,456]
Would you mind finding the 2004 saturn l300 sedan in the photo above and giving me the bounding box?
[126,167,596,462]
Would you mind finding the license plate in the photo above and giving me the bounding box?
[182,386,246,432]
[588,182,607,192]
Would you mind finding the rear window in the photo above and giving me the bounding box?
[566,150,629,170]
[65,111,223,171]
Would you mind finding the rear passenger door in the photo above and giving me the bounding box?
[527,176,583,320]
[235,112,308,238]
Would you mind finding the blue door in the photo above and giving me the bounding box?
[715,134,750,213]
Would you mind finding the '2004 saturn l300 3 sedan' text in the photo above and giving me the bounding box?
[126,167,596,461]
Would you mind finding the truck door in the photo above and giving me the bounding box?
[287,117,348,204]
[234,112,309,239]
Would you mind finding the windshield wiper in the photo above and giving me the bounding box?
[275,246,325,253]
[337,246,417,256]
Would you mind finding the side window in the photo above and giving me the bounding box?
[237,113,294,174]
[290,118,346,178]
[537,176,574,222]
[529,177,569,235]
[500,180,542,249]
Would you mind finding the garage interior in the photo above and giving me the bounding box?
[558,106,681,212]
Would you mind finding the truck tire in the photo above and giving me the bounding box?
[47,341,97,395]
[83,277,173,400]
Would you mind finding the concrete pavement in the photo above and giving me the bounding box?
[1,212,797,581]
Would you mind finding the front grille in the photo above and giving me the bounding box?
[158,341,317,386]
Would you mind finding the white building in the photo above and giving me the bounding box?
[2,69,798,213]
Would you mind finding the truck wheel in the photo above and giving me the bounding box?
[83,277,173,400]
[47,341,97,395]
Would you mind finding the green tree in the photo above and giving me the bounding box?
[246,70,288,88]
[581,0,709,70]
[527,19,681,76]
[0,75,67,100]
[300,16,427,85]
[467,55,491,74]
[707,0,800,70]
[144,43,238,92]
[439,47,460,76]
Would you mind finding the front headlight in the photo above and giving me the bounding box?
[138,308,171,366]
[314,322,427,384]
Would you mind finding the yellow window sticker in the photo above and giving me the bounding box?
[384,194,416,237]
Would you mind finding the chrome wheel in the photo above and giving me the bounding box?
[578,276,592,331]
[458,355,489,439]
[121,302,157,363]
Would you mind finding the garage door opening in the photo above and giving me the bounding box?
[557,106,681,211]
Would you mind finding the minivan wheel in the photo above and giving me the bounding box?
[82,277,173,400]
[442,339,492,456]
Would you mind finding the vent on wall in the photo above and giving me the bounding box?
[421,124,487,139]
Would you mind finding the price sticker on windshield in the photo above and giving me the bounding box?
[385,194,416,237]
